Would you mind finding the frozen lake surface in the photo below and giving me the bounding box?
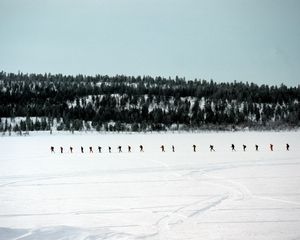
[0,131,300,240]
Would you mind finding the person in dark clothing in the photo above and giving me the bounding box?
[255,145,259,151]
[128,145,131,153]
[286,143,290,151]
[210,145,215,152]
[60,147,63,154]
[89,147,93,153]
[140,145,144,152]
[193,145,196,152]
[98,146,101,153]
[243,145,246,151]
[172,145,175,152]
[160,145,165,152]
[231,144,236,151]
[81,146,84,153]
[118,146,122,153]
[70,146,73,153]
[50,146,55,153]
[270,144,273,151]
[108,146,111,153]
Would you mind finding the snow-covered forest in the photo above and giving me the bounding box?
[0,71,299,133]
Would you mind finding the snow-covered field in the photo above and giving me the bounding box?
[0,131,300,240]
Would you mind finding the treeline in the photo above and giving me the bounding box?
[0,71,299,133]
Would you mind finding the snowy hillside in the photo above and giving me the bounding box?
[0,131,300,239]
[1,72,299,133]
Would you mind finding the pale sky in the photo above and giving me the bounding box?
[0,0,299,86]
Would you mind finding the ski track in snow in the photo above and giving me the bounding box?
[0,131,300,239]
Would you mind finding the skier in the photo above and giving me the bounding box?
[243,145,246,152]
[286,143,290,151]
[89,147,93,153]
[140,145,144,152]
[108,146,112,153]
[210,145,215,152]
[193,145,196,152]
[81,146,84,153]
[98,146,101,153]
[160,145,165,152]
[128,145,131,153]
[270,144,273,151]
[50,146,55,153]
[118,146,122,153]
[231,144,236,151]
[70,146,73,153]
[255,144,259,151]
[172,145,175,152]
[60,147,63,154]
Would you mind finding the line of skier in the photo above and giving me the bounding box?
[50,143,290,153]
[51,145,144,154]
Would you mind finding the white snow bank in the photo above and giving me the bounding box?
[0,131,300,240]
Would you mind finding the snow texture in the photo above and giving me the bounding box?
[0,131,300,240]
